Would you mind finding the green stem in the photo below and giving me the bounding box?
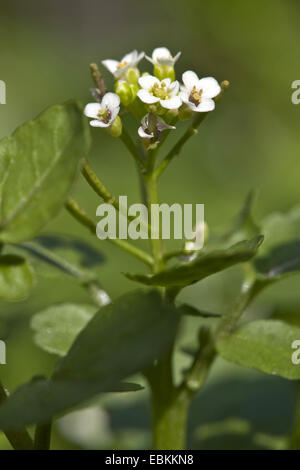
[65,197,153,267]
[154,120,200,179]
[0,382,34,450]
[120,127,146,170]
[180,327,216,395]
[90,63,107,96]
[142,149,189,449]
[217,278,261,336]
[81,159,151,234]
[146,349,189,450]
[34,421,52,450]
[143,172,164,272]
[141,83,230,448]
[81,160,120,211]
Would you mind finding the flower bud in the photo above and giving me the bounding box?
[107,116,122,137]
[129,83,139,100]
[124,67,140,85]
[114,80,133,106]
[148,102,167,116]
[164,109,178,124]
[154,64,175,81]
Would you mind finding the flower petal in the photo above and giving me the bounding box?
[179,90,190,104]
[152,47,171,62]
[110,106,120,122]
[161,78,171,88]
[168,80,180,96]
[84,103,101,118]
[145,55,155,65]
[138,126,153,139]
[137,89,160,104]
[101,92,120,110]
[136,51,145,64]
[195,98,215,112]
[122,50,137,64]
[138,75,160,90]
[198,77,221,99]
[160,95,182,110]
[185,102,199,112]
[156,116,176,131]
[182,71,199,90]
[90,120,110,128]
[173,51,181,63]
[101,60,119,74]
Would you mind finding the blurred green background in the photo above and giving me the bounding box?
[1,0,300,450]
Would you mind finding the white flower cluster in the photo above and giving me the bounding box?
[84,47,221,141]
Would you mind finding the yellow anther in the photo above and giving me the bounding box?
[117,61,129,69]
[189,86,203,106]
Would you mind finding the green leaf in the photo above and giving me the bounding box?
[0,290,178,428]
[179,304,221,318]
[34,234,105,269]
[0,254,35,301]
[272,308,300,328]
[0,378,143,431]
[217,319,300,380]
[54,289,179,381]
[254,206,300,280]
[31,303,98,356]
[15,236,102,283]
[125,236,264,287]
[0,101,90,243]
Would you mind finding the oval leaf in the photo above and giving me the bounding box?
[0,290,179,428]
[217,319,300,380]
[0,254,35,301]
[54,290,179,381]
[31,303,98,356]
[0,101,90,243]
[254,206,300,280]
[0,378,143,431]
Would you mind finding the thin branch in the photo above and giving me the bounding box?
[90,63,107,96]
[65,197,154,267]
[179,327,216,396]
[154,80,230,179]
[81,159,119,210]
[120,127,146,170]
[81,159,151,235]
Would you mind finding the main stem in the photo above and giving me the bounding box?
[144,172,164,273]
[143,157,189,450]
[147,350,189,450]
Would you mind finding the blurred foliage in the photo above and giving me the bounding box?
[1,0,300,449]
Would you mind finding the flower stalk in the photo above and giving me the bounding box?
[65,197,154,267]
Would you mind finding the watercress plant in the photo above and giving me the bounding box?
[0,47,300,450]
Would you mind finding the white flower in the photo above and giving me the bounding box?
[102,50,144,79]
[137,76,182,110]
[180,71,221,112]
[84,92,120,127]
[146,47,181,67]
[138,113,175,140]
